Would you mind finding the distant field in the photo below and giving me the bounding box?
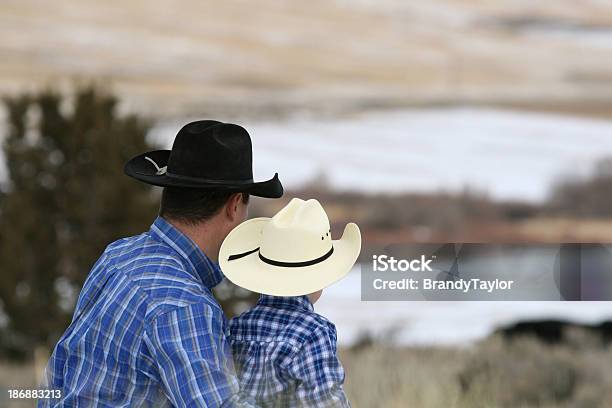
[2,0,612,117]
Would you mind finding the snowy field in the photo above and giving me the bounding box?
[151,108,612,203]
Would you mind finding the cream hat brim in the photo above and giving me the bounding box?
[219,218,361,296]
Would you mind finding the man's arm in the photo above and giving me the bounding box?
[143,302,256,407]
[288,325,351,408]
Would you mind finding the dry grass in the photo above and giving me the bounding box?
[340,346,466,408]
[340,334,612,408]
[4,332,612,407]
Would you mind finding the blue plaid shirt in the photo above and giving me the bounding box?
[229,295,350,407]
[40,216,254,407]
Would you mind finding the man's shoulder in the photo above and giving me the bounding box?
[104,231,178,264]
[100,231,214,312]
[103,230,192,278]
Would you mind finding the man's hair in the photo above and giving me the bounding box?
[160,187,249,225]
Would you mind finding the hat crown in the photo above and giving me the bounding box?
[260,198,332,263]
[167,120,253,181]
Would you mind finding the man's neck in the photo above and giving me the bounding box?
[164,216,222,263]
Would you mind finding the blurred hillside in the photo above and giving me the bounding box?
[2,0,612,118]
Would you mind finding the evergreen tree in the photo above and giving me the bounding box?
[0,86,157,358]
[0,86,256,360]
[0,86,257,358]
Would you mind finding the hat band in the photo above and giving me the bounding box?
[228,246,334,268]
[165,171,255,185]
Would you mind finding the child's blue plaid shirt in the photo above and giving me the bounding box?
[229,295,351,407]
[39,216,255,407]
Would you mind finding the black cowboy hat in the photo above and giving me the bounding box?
[124,120,283,198]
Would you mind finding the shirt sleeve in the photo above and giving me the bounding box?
[143,302,257,407]
[288,325,351,408]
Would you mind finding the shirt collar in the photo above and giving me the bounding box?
[257,294,314,312]
[149,216,224,289]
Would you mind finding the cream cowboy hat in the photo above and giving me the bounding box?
[219,198,361,296]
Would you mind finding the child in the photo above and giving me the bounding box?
[219,198,361,407]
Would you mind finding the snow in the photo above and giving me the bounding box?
[150,108,612,203]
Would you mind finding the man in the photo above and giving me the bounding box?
[39,120,283,407]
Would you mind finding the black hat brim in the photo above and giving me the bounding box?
[124,150,283,198]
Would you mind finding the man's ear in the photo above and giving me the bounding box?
[225,192,244,222]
